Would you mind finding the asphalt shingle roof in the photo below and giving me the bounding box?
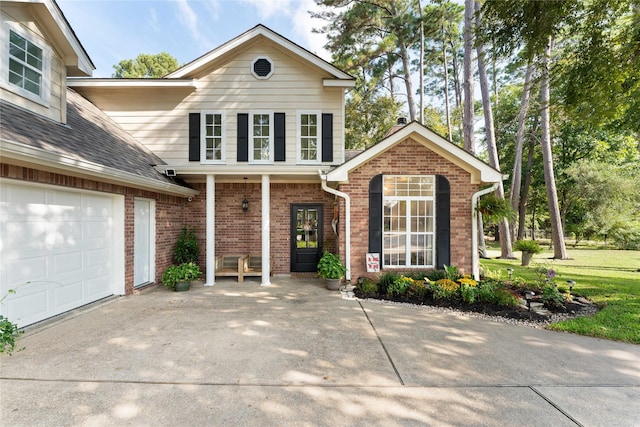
[1,89,185,188]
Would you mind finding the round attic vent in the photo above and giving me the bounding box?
[251,57,274,79]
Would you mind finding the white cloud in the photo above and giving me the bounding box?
[241,0,294,20]
[291,0,331,61]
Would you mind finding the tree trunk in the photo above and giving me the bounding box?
[478,213,488,258]
[442,15,452,139]
[417,0,424,124]
[399,40,417,121]
[475,0,513,259]
[540,38,568,259]
[518,131,536,240]
[462,0,475,152]
[510,61,534,241]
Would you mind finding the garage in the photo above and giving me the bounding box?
[0,180,125,327]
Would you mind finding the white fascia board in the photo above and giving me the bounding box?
[323,79,356,88]
[34,1,95,75]
[155,164,327,177]
[67,78,196,88]
[168,25,353,81]
[1,139,199,197]
[326,122,503,184]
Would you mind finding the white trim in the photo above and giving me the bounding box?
[1,19,52,106]
[167,25,353,81]
[133,197,156,287]
[1,138,199,197]
[326,122,503,185]
[297,110,321,164]
[323,79,357,88]
[472,183,499,280]
[249,111,274,163]
[261,174,271,286]
[67,78,196,88]
[251,55,274,79]
[200,110,225,164]
[205,174,215,286]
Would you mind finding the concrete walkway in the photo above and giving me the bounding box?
[1,277,639,426]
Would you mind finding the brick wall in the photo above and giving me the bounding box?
[1,164,188,294]
[337,137,479,280]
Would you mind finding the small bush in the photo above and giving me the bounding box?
[0,315,23,355]
[475,280,498,303]
[377,272,399,296]
[387,275,414,297]
[407,280,428,299]
[514,239,543,254]
[432,279,460,300]
[357,277,378,296]
[542,284,565,308]
[425,269,446,281]
[494,289,520,307]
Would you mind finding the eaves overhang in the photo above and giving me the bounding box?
[67,78,197,89]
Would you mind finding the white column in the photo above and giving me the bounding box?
[205,174,215,286]
[261,174,271,286]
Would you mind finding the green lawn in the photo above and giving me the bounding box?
[481,245,640,344]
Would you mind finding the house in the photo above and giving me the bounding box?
[1,0,502,328]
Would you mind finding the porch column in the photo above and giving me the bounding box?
[205,174,215,286]
[261,174,271,286]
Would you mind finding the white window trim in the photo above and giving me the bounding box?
[200,110,225,164]
[297,110,322,164]
[251,55,274,80]
[382,175,436,269]
[0,18,51,107]
[249,111,274,163]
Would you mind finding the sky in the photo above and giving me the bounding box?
[57,0,333,78]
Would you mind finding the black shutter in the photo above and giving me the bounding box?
[435,174,451,269]
[188,113,200,161]
[237,113,249,162]
[274,112,286,162]
[369,174,383,256]
[322,113,333,162]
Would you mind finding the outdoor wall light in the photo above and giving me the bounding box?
[507,268,514,280]
[525,291,535,312]
[567,280,576,293]
[242,177,249,213]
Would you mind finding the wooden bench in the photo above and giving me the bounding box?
[215,254,274,283]
[215,255,247,282]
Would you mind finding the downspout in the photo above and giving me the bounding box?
[471,183,499,280]
[319,172,351,282]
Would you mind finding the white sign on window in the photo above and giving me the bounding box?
[366,253,380,272]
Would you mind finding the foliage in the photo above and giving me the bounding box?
[173,225,200,264]
[514,240,542,254]
[432,278,460,300]
[477,193,516,225]
[542,284,565,309]
[407,279,428,299]
[387,275,415,297]
[356,277,378,296]
[113,52,179,78]
[494,289,520,308]
[425,269,447,281]
[161,262,202,290]
[0,289,23,355]
[317,252,346,280]
[377,271,400,295]
[443,264,461,281]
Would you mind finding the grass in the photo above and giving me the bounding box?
[481,244,640,344]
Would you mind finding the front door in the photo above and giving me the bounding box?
[291,204,323,272]
[134,198,153,287]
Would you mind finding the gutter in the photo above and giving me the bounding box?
[471,183,500,280]
[319,171,351,282]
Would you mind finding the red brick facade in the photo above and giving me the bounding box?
[336,137,479,279]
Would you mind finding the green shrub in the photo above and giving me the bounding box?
[357,277,378,296]
[514,239,543,254]
[173,225,200,264]
[475,280,498,303]
[494,289,520,307]
[443,264,461,281]
[387,275,413,297]
[161,262,202,290]
[377,272,399,295]
[425,269,446,281]
[407,279,428,299]
[542,284,565,308]
[0,315,23,355]
[432,279,460,300]
[317,252,346,280]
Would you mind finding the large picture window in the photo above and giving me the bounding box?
[383,175,435,268]
[201,111,224,162]
[250,112,273,162]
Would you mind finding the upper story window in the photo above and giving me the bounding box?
[250,112,273,162]
[298,112,321,163]
[1,23,51,105]
[383,175,435,268]
[201,111,224,163]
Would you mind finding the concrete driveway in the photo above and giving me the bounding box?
[1,277,639,426]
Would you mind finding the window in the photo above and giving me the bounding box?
[251,56,274,79]
[250,112,273,162]
[383,175,435,268]
[201,112,224,162]
[298,112,321,163]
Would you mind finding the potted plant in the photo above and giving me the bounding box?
[514,240,543,266]
[161,262,202,291]
[317,252,346,290]
[173,225,199,264]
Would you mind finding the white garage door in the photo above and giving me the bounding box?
[0,180,125,327]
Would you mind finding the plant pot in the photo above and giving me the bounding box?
[325,278,341,290]
[521,251,534,266]
[174,281,190,292]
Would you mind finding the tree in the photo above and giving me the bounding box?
[462,0,474,153]
[113,52,179,78]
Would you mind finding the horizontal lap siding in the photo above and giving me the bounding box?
[76,41,344,166]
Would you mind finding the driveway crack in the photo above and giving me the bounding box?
[530,386,583,426]
[358,301,404,385]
